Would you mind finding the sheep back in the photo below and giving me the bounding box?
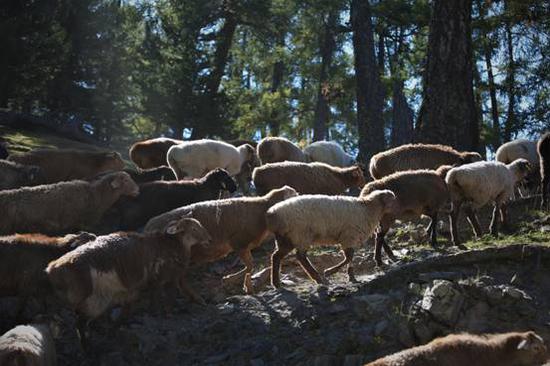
[365,331,547,366]
[303,141,354,167]
[100,168,236,231]
[167,139,245,179]
[46,219,209,318]
[369,144,482,179]
[144,186,298,264]
[8,148,125,184]
[0,323,57,366]
[129,137,182,170]
[124,166,176,184]
[361,170,449,220]
[0,232,95,298]
[496,139,539,167]
[0,171,138,235]
[445,160,523,208]
[0,160,42,190]
[257,137,305,164]
[253,161,365,195]
[266,190,396,251]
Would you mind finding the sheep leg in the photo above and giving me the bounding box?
[76,315,91,353]
[375,219,397,266]
[239,249,255,294]
[489,203,500,237]
[324,248,355,280]
[426,212,439,248]
[450,201,466,249]
[464,207,483,238]
[271,235,294,288]
[296,250,327,285]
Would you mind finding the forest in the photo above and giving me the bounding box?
[1,0,549,161]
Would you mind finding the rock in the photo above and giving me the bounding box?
[408,282,424,295]
[355,293,392,314]
[420,280,465,325]
[342,354,366,366]
[456,301,490,333]
[411,319,434,344]
[397,322,415,347]
[374,320,389,336]
[418,272,462,282]
[250,358,265,366]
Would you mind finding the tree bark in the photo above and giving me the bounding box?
[313,11,337,142]
[477,0,501,149]
[416,0,478,151]
[268,34,285,136]
[503,3,516,143]
[351,0,386,164]
[192,12,238,139]
[389,31,413,147]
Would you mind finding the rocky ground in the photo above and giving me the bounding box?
[1,196,550,365]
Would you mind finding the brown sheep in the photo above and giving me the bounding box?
[0,160,42,190]
[253,161,366,196]
[360,169,450,266]
[0,171,139,235]
[0,232,96,318]
[0,323,57,366]
[129,137,182,170]
[8,148,125,184]
[369,143,482,179]
[144,186,298,295]
[538,132,550,209]
[46,217,211,345]
[257,137,306,164]
[365,331,548,366]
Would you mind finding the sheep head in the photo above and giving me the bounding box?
[513,331,548,365]
[108,172,140,197]
[165,217,212,250]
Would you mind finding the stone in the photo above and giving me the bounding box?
[355,293,392,314]
[420,280,465,325]
[374,320,389,336]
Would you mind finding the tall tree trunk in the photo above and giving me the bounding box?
[313,11,337,142]
[477,0,501,149]
[503,2,516,143]
[389,31,413,147]
[268,34,285,136]
[351,0,386,164]
[416,0,478,151]
[192,13,238,139]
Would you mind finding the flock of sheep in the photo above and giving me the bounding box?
[0,133,550,365]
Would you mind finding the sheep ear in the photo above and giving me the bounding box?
[165,221,181,235]
[110,177,121,189]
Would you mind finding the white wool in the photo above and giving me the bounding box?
[495,139,539,167]
[267,190,395,251]
[303,141,355,167]
[446,160,527,209]
[167,139,252,179]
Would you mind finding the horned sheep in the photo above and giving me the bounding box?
[0,160,42,190]
[252,161,366,196]
[8,148,125,184]
[303,141,355,167]
[445,159,531,245]
[256,136,306,164]
[361,169,450,266]
[144,186,298,295]
[46,217,211,343]
[129,137,182,170]
[369,143,483,179]
[365,331,548,366]
[167,139,257,183]
[538,133,550,210]
[266,190,397,287]
[0,171,139,235]
[0,323,57,366]
[100,168,237,231]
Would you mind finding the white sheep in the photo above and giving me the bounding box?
[167,139,257,180]
[445,159,531,245]
[266,189,397,287]
[496,139,539,196]
[303,141,355,167]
